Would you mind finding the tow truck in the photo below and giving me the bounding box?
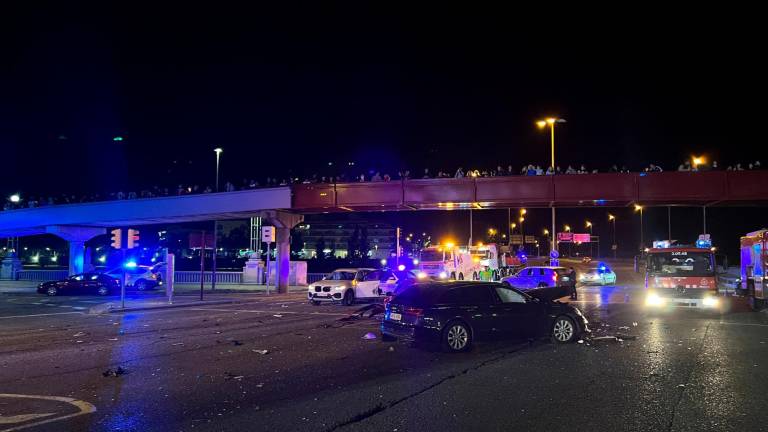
[644,240,721,310]
[418,243,500,280]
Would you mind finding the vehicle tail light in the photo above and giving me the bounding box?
[552,274,558,282]
[404,307,423,317]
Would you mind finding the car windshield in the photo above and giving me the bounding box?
[648,251,714,277]
[325,271,356,281]
[420,250,444,262]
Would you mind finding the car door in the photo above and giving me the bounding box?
[378,271,399,297]
[454,286,497,338]
[510,268,532,289]
[356,270,381,299]
[491,286,542,339]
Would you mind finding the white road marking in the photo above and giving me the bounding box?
[0,413,54,425]
[190,307,350,317]
[0,312,83,320]
[0,393,96,432]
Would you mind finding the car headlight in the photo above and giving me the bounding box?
[439,271,448,279]
[417,272,427,279]
[645,292,666,307]
[702,297,720,308]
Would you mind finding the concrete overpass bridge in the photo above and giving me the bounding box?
[2,171,767,289]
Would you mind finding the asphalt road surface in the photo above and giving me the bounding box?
[2,269,768,431]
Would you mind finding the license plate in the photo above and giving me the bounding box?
[389,312,402,321]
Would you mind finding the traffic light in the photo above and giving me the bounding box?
[110,229,122,249]
[127,229,140,249]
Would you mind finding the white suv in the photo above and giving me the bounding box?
[307,268,376,306]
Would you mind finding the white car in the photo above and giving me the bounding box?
[578,266,617,285]
[307,268,376,306]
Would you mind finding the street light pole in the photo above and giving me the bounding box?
[537,118,565,258]
[635,204,644,252]
[609,214,617,259]
[212,148,223,291]
[586,221,593,257]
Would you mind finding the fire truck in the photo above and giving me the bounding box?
[418,244,500,280]
[644,242,720,309]
[740,229,768,310]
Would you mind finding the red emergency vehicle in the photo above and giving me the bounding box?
[644,246,720,309]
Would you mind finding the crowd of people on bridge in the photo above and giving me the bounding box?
[3,159,764,212]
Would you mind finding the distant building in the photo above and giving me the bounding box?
[295,216,395,260]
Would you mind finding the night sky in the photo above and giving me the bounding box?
[2,7,766,259]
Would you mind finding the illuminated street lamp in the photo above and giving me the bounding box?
[692,155,706,170]
[564,225,571,232]
[212,147,224,292]
[586,221,593,257]
[608,214,617,258]
[537,117,566,256]
[519,216,525,254]
[635,204,644,252]
[9,194,20,203]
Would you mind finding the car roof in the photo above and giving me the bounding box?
[332,268,375,272]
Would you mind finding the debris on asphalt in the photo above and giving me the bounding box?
[632,322,638,327]
[172,342,185,346]
[362,332,377,340]
[281,304,289,308]
[108,338,118,341]
[273,314,283,318]
[224,372,244,381]
[591,336,620,344]
[75,340,84,343]
[615,333,638,341]
[677,384,686,388]
[230,340,244,346]
[103,367,127,377]
[73,332,86,337]
[618,326,630,330]
[577,340,584,344]
[388,346,395,352]
[252,349,269,355]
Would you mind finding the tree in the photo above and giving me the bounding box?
[290,229,305,257]
[359,226,370,259]
[315,237,326,260]
[347,225,360,259]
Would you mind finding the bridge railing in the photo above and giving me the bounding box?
[173,271,243,284]
[307,273,327,284]
[14,270,69,282]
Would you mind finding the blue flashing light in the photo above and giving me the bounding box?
[124,261,137,268]
[695,239,712,248]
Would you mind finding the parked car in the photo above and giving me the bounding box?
[307,268,376,305]
[500,266,575,300]
[578,265,617,285]
[37,273,120,296]
[104,263,164,290]
[381,281,589,352]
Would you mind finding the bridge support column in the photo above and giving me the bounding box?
[257,211,304,294]
[46,226,106,276]
[276,228,290,294]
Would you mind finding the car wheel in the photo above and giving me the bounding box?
[135,280,148,291]
[46,286,58,296]
[458,273,464,281]
[97,286,109,296]
[342,289,355,306]
[552,316,577,343]
[442,321,472,352]
[311,300,321,306]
